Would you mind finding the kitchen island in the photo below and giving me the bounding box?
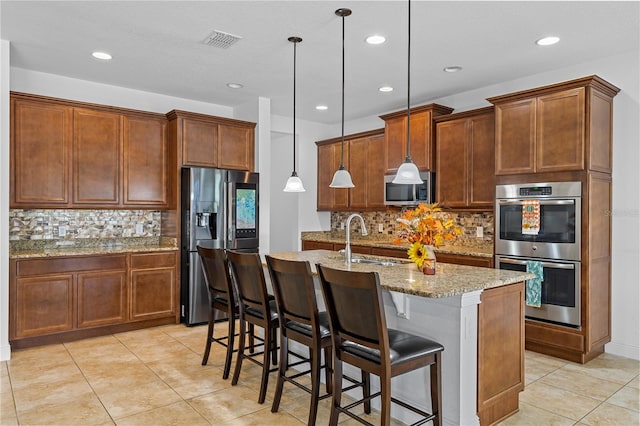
[268,250,533,426]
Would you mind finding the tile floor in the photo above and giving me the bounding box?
[1,323,638,425]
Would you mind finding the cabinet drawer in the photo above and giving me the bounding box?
[370,247,407,259]
[436,253,493,268]
[17,255,127,276]
[130,252,176,269]
[525,321,584,351]
[302,241,334,251]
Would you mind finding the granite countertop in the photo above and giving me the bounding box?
[301,231,494,258]
[268,250,533,299]
[9,237,178,259]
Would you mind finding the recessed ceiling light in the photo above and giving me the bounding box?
[536,36,560,46]
[227,83,243,89]
[92,51,112,60]
[315,105,328,111]
[365,35,386,45]
[379,86,394,92]
[443,66,462,73]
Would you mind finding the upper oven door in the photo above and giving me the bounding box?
[496,198,581,260]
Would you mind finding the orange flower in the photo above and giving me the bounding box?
[394,202,462,249]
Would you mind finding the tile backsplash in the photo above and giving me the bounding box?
[331,210,494,242]
[9,209,161,241]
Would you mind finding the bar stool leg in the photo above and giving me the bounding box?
[201,309,215,366]
[362,371,371,414]
[222,315,235,379]
[323,346,333,394]
[380,373,391,425]
[258,325,274,404]
[271,334,288,413]
[309,347,321,426]
[431,353,442,426]
[329,359,343,426]
[231,318,247,386]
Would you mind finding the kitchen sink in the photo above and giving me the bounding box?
[350,257,403,267]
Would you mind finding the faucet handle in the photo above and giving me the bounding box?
[338,249,346,257]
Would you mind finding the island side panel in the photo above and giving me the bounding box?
[477,281,525,425]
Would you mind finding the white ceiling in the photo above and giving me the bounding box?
[1,1,638,124]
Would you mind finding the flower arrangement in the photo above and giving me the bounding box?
[394,202,463,270]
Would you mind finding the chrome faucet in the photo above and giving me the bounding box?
[345,213,368,263]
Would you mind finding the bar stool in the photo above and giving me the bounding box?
[317,264,444,426]
[265,256,334,425]
[197,246,254,379]
[226,250,279,404]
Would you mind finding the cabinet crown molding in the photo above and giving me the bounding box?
[165,109,256,128]
[486,75,620,104]
[379,103,454,120]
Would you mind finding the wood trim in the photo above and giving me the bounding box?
[165,109,256,128]
[378,103,454,120]
[315,128,384,146]
[433,106,494,123]
[486,75,620,104]
[10,91,166,120]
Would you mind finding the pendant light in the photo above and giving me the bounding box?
[330,8,355,188]
[283,36,306,192]
[392,0,423,185]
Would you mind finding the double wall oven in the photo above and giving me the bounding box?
[495,182,582,328]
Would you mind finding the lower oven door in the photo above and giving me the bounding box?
[496,256,581,328]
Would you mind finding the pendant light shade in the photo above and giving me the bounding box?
[330,8,354,189]
[283,36,306,193]
[392,0,424,185]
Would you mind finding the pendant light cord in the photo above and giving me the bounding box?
[406,0,412,163]
[293,38,297,175]
[340,11,346,169]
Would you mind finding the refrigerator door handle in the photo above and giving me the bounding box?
[227,181,234,247]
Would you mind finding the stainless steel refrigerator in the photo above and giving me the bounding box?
[180,167,259,325]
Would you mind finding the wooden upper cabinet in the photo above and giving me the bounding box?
[181,117,218,167]
[489,75,619,176]
[123,115,169,207]
[218,123,255,171]
[536,88,585,173]
[349,133,385,210]
[167,110,256,171]
[73,108,122,205]
[380,104,453,173]
[435,107,495,209]
[11,97,72,207]
[494,98,536,175]
[316,129,383,211]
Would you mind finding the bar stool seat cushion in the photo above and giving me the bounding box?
[343,329,444,365]
[245,299,279,321]
[286,311,331,339]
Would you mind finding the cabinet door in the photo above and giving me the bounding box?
[73,108,121,205]
[218,123,254,171]
[495,99,536,175]
[77,270,127,328]
[123,115,168,207]
[130,253,177,321]
[536,88,585,172]
[181,118,218,167]
[384,111,433,173]
[384,115,406,174]
[302,240,335,251]
[468,113,495,208]
[436,119,468,208]
[11,98,72,206]
[365,134,386,208]
[348,138,368,209]
[316,142,349,211]
[15,274,74,338]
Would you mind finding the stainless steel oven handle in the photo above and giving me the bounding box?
[497,199,575,206]
[499,258,575,270]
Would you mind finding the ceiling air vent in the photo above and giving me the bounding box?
[202,30,242,49]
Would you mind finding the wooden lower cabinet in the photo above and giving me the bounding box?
[9,251,178,349]
[477,281,525,425]
[130,252,177,320]
[77,270,127,328]
[436,252,494,268]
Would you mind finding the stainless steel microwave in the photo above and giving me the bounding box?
[384,172,434,206]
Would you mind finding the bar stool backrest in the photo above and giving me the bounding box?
[197,246,234,303]
[226,250,270,314]
[266,256,319,331]
[316,265,390,362]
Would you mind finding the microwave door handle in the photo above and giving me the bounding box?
[500,258,575,270]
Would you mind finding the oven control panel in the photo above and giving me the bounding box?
[519,186,552,196]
